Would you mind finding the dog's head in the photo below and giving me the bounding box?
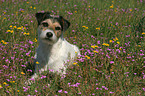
[35,12,70,44]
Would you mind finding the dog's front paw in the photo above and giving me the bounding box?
[24,78,35,85]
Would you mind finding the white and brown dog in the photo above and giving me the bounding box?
[30,12,80,80]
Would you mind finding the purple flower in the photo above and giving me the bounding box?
[58,89,62,93]
[110,61,114,64]
[68,82,80,87]
[23,87,28,92]
[3,65,8,69]
[143,88,145,91]
[41,75,46,79]
[110,91,114,94]
[21,65,26,67]
[140,53,144,56]
[6,79,10,81]
[97,40,100,44]
[134,73,137,75]
[35,90,38,92]
[78,92,81,94]
[96,87,99,90]
[115,22,118,25]
[78,75,82,78]
[11,57,15,60]
[27,69,32,72]
[102,86,105,88]
[64,91,68,93]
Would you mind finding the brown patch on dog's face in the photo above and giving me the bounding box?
[39,19,62,38]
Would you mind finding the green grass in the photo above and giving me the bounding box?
[0,0,145,95]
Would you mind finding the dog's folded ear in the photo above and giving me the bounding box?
[35,12,50,25]
[59,16,70,32]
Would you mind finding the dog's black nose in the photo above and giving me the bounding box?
[46,32,53,38]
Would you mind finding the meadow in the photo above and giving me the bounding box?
[0,0,145,95]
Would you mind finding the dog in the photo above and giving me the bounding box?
[29,12,80,80]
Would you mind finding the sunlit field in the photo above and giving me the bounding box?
[0,0,145,95]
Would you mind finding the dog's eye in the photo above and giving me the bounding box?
[55,27,61,30]
[42,23,48,27]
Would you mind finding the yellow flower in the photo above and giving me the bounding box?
[73,62,79,66]
[30,6,32,8]
[102,43,109,46]
[1,40,8,44]
[91,45,98,48]
[115,37,118,40]
[3,82,7,85]
[138,45,141,47]
[21,72,25,75]
[75,11,77,13]
[142,32,145,35]
[10,30,14,33]
[1,40,4,43]
[26,2,29,3]
[93,50,99,53]
[34,7,36,9]
[112,1,114,3]
[85,55,90,59]
[115,8,118,12]
[82,26,88,29]
[85,27,88,29]
[17,27,22,30]
[26,33,30,35]
[9,25,12,28]
[0,84,2,88]
[109,40,113,43]
[113,38,116,41]
[17,90,19,92]
[110,4,114,8]
[33,38,37,42]
[7,30,11,32]
[129,9,132,11]
[23,32,26,35]
[36,61,39,64]
[10,81,15,83]
[7,86,10,88]
[21,10,24,13]
[13,26,17,29]
[73,62,77,65]
[117,41,120,44]
[96,27,100,30]
[3,42,8,44]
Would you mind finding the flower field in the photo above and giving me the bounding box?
[0,0,145,95]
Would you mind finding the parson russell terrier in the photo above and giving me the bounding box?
[29,12,80,81]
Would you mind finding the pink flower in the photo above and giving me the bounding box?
[78,92,81,94]
[110,61,114,64]
[64,91,68,93]
[58,89,62,93]
[35,90,38,92]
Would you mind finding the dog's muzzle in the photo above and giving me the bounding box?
[39,29,57,44]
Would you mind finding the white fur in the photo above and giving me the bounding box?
[30,28,80,80]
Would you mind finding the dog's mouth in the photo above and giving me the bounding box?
[43,38,52,41]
